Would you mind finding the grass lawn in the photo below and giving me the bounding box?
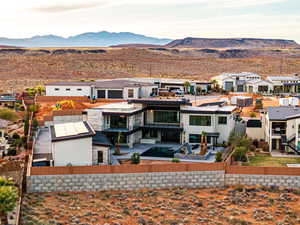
[242,154,300,167]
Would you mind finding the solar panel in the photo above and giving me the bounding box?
[54,122,88,138]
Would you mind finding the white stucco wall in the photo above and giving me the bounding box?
[46,85,91,97]
[140,86,157,98]
[182,113,235,144]
[86,110,103,131]
[52,137,93,166]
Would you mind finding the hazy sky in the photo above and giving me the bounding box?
[1,0,300,42]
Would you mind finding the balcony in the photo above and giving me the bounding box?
[272,128,286,136]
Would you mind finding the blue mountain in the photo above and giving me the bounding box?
[0,31,172,47]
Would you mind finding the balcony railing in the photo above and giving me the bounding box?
[272,128,286,136]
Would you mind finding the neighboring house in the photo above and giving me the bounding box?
[0,119,9,154]
[45,79,158,100]
[212,72,261,92]
[0,95,16,107]
[245,80,273,94]
[264,106,300,154]
[116,78,212,94]
[246,119,264,140]
[33,121,112,166]
[267,76,300,93]
[86,99,237,148]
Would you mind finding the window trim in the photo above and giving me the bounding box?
[218,116,227,125]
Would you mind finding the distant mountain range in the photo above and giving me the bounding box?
[0,31,172,47]
[165,37,299,48]
[0,31,299,49]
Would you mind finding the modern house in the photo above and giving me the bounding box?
[86,99,237,148]
[264,106,300,154]
[266,76,300,93]
[0,119,9,154]
[126,78,212,94]
[212,72,261,92]
[45,79,158,100]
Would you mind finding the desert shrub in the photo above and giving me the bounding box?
[233,146,248,162]
[249,145,256,152]
[0,109,18,122]
[131,153,140,164]
[249,112,256,118]
[215,152,223,162]
[6,148,17,156]
[12,133,20,140]
[172,158,180,163]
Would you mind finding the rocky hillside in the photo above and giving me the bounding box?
[165,37,300,49]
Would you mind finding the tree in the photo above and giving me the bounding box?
[0,178,18,225]
[34,86,45,96]
[196,86,202,95]
[24,114,30,137]
[114,132,122,155]
[183,81,191,94]
[215,152,223,162]
[131,153,140,164]
[232,146,248,162]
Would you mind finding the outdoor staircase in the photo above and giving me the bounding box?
[281,134,300,155]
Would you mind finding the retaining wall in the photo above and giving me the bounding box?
[27,170,224,193]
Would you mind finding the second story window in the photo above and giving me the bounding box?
[189,115,211,126]
[54,88,59,91]
[77,88,82,91]
[128,89,134,98]
[218,116,227,125]
[66,88,71,91]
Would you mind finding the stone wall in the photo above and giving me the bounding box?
[27,170,224,193]
[226,174,300,188]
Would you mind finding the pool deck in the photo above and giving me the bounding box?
[111,143,218,163]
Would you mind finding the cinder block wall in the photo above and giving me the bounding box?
[225,174,300,188]
[27,171,225,193]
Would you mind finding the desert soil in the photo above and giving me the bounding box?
[21,186,300,225]
[1,48,300,93]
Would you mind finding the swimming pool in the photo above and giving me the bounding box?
[140,146,175,158]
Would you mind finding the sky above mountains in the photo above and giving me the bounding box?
[1,0,300,42]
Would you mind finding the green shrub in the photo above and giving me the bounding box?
[12,133,20,140]
[131,153,140,164]
[0,109,18,122]
[6,148,17,156]
[233,146,248,162]
[172,158,180,163]
[215,152,223,162]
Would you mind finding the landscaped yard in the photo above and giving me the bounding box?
[243,154,300,167]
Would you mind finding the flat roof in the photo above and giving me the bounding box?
[50,121,95,142]
[128,98,192,105]
[267,106,300,121]
[46,79,156,88]
[181,105,237,114]
[267,76,300,81]
[89,102,142,114]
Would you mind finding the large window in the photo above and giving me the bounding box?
[97,151,103,163]
[189,134,211,144]
[153,111,179,124]
[110,115,127,129]
[218,116,227,125]
[258,86,268,92]
[189,115,211,126]
[128,89,134,98]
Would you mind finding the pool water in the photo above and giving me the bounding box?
[140,146,175,158]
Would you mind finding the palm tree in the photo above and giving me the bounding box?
[200,131,207,155]
[0,177,18,225]
[114,132,122,155]
[183,81,191,94]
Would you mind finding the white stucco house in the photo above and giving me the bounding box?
[264,106,300,154]
[266,76,300,93]
[45,79,158,100]
[212,72,261,92]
